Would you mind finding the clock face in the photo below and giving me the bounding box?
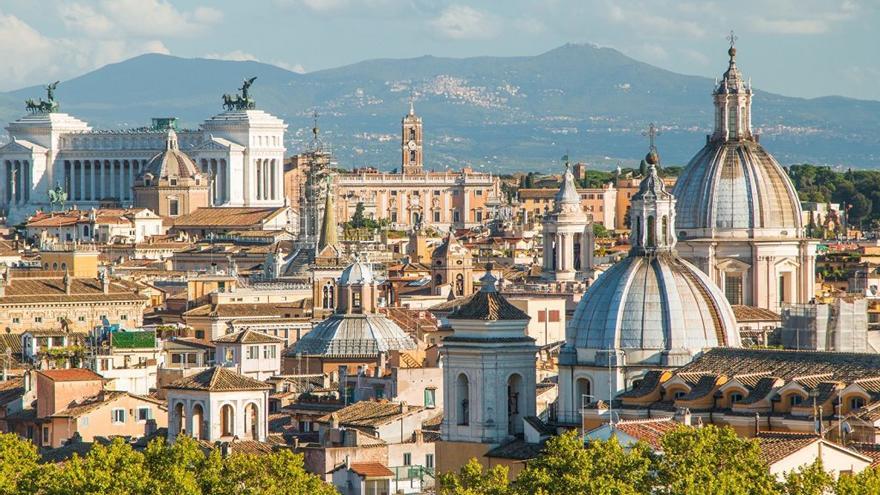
[407,140,417,151]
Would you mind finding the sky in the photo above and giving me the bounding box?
[0,0,876,100]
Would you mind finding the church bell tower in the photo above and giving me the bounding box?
[401,101,423,174]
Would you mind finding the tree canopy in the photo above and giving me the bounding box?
[438,427,879,495]
[0,433,337,495]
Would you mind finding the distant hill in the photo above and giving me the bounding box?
[1,44,878,172]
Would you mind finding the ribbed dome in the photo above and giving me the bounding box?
[569,253,740,353]
[292,314,416,356]
[339,256,374,285]
[141,129,201,181]
[672,140,802,236]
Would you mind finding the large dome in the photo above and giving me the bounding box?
[140,129,201,182]
[672,140,803,237]
[569,253,740,358]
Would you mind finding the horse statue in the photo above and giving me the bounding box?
[220,77,257,111]
[47,183,67,210]
[25,81,60,114]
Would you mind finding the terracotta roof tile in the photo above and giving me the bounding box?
[446,291,530,321]
[165,366,271,392]
[318,400,423,428]
[38,368,104,382]
[349,462,394,478]
[756,432,819,465]
[732,305,781,322]
[173,207,285,228]
[612,418,681,450]
[213,329,284,345]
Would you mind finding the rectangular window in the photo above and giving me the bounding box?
[375,387,385,400]
[403,453,412,466]
[724,273,743,305]
[120,314,128,320]
[299,421,310,432]
[247,346,259,359]
[424,388,436,409]
[263,345,277,359]
[11,318,19,324]
[42,427,49,446]
[433,211,440,222]
[225,348,234,362]
[425,454,434,469]
[78,316,86,322]
[169,198,179,217]
[453,210,460,223]
[137,407,151,422]
[34,317,42,323]
[549,310,561,322]
[475,190,482,196]
[186,353,198,365]
[171,353,182,364]
[169,178,178,186]
[476,211,483,222]
[433,190,440,196]
[79,416,89,427]
[537,311,546,323]
[111,408,125,424]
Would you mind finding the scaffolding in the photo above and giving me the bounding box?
[780,297,868,352]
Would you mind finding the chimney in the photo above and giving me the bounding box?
[754,413,760,437]
[400,401,407,414]
[64,270,72,295]
[376,352,386,377]
[330,412,340,429]
[101,270,110,295]
[681,408,692,427]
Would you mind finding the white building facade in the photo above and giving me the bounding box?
[1,101,286,224]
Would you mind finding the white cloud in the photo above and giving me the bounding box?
[61,0,222,39]
[204,51,306,73]
[430,5,500,40]
[0,10,169,91]
[205,50,260,62]
[751,18,828,35]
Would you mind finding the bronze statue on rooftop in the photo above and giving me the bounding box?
[25,81,60,114]
[221,76,257,111]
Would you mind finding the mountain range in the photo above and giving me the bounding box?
[1,43,877,173]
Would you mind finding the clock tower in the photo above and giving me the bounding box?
[401,101,423,174]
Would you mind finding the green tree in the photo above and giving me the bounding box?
[657,425,779,495]
[350,202,367,229]
[515,431,655,495]
[142,436,205,495]
[43,438,150,494]
[592,223,611,239]
[0,433,44,495]
[781,460,833,495]
[438,458,511,495]
[835,466,880,495]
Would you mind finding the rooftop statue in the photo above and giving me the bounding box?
[47,182,67,210]
[25,81,60,114]
[222,76,257,111]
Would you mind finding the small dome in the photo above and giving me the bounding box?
[569,253,740,355]
[339,256,374,285]
[291,314,416,356]
[140,129,201,181]
[645,149,659,165]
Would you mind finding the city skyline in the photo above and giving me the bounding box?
[0,0,877,100]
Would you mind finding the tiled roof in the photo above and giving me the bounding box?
[0,378,24,407]
[165,337,216,349]
[0,334,22,355]
[736,377,781,405]
[0,278,147,304]
[678,348,880,383]
[618,370,665,398]
[677,375,720,401]
[756,432,819,466]
[196,439,278,455]
[51,391,164,418]
[38,368,104,382]
[612,418,681,450]
[732,305,781,322]
[850,443,880,467]
[184,302,310,318]
[173,207,285,228]
[348,462,394,478]
[318,400,422,428]
[213,329,284,345]
[165,366,271,392]
[446,291,530,321]
[486,439,546,460]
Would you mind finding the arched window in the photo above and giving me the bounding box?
[174,402,186,436]
[455,274,464,296]
[191,404,204,440]
[673,390,687,400]
[646,216,655,248]
[850,396,866,411]
[508,374,523,435]
[456,374,470,425]
[409,128,415,141]
[434,274,443,286]
[730,393,744,404]
[576,378,592,409]
[409,150,416,163]
[661,216,668,245]
[244,403,259,440]
[220,404,235,437]
[322,284,334,309]
[790,394,803,407]
[727,104,738,133]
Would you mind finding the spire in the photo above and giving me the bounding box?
[712,31,752,142]
[318,179,337,251]
[165,128,179,150]
[479,263,497,293]
[554,161,581,209]
[629,128,676,255]
[409,95,415,116]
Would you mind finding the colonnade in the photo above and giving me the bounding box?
[63,159,143,203]
[199,158,228,205]
[254,158,278,201]
[2,160,30,205]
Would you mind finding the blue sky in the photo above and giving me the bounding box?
[0,0,876,100]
